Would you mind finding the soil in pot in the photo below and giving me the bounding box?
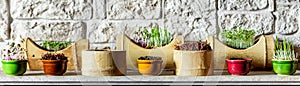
[40,53,68,76]
[272,59,298,75]
[137,56,163,76]
[174,42,213,76]
[2,60,28,76]
[226,58,252,75]
[174,50,213,76]
[42,60,68,76]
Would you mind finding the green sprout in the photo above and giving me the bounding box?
[274,36,297,60]
[133,25,173,49]
[41,41,72,51]
[221,28,255,49]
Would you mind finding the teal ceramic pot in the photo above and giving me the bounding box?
[272,59,298,75]
[1,60,28,76]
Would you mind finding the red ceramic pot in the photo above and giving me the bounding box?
[225,58,252,75]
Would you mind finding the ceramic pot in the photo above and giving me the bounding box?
[272,59,298,75]
[226,58,252,75]
[2,60,27,76]
[41,60,68,76]
[137,60,163,76]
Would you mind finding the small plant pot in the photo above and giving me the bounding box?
[173,50,213,76]
[272,59,298,75]
[226,58,252,75]
[137,60,163,76]
[41,60,68,76]
[81,50,127,76]
[1,60,28,76]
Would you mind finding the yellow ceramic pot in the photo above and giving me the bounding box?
[137,60,163,75]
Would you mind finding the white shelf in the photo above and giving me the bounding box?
[1,70,300,85]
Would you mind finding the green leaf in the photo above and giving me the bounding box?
[283,38,287,53]
[275,36,279,50]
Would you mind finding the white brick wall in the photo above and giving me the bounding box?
[0,0,299,49]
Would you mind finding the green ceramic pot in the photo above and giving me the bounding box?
[1,60,28,76]
[272,59,298,75]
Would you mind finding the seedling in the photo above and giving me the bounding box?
[221,28,255,49]
[40,41,71,51]
[132,25,173,49]
[274,36,297,60]
[1,41,26,60]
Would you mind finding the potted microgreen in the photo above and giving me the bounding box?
[173,41,213,76]
[221,28,255,75]
[1,41,27,76]
[272,36,298,75]
[118,25,181,73]
[137,56,163,76]
[40,53,68,76]
[40,41,70,75]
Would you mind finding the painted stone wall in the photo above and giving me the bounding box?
[0,0,299,50]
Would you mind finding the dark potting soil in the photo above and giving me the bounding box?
[174,41,211,51]
[138,56,162,60]
[229,58,244,60]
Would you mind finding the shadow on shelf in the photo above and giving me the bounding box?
[22,71,80,76]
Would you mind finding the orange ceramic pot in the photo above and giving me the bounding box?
[41,60,68,76]
[137,60,163,75]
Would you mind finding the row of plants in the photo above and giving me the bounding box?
[0,25,298,76]
[1,40,71,76]
[134,26,298,76]
[222,28,298,75]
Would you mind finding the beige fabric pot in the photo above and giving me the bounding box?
[81,50,126,76]
[174,50,213,76]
